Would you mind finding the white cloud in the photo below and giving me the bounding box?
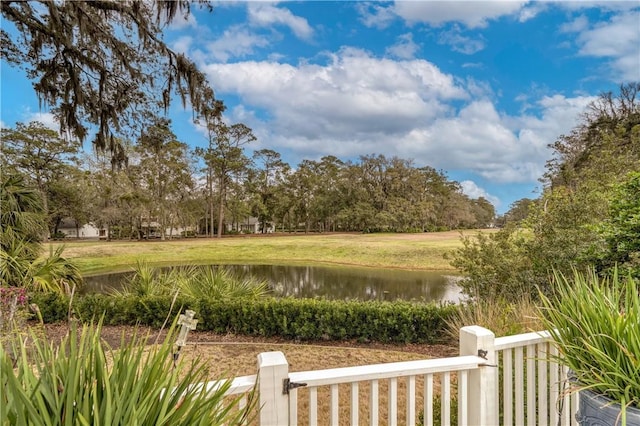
[205,25,270,62]
[167,12,197,30]
[23,110,59,130]
[247,3,313,39]
[356,2,397,29]
[460,180,500,206]
[558,1,638,12]
[570,11,640,81]
[204,48,466,138]
[386,33,420,59]
[202,48,596,186]
[171,36,193,55]
[559,15,589,33]
[438,26,485,55]
[518,3,547,22]
[393,1,529,28]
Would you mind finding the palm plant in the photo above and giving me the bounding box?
[1,173,82,293]
[116,263,269,300]
[180,267,269,300]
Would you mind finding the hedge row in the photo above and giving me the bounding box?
[30,293,458,344]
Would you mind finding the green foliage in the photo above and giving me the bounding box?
[418,397,459,426]
[1,121,81,236]
[179,267,269,300]
[0,319,255,425]
[29,293,457,344]
[447,227,539,301]
[449,84,640,301]
[2,1,211,157]
[115,262,269,300]
[1,173,82,292]
[596,171,640,278]
[538,268,640,413]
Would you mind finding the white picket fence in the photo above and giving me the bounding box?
[207,325,578,425]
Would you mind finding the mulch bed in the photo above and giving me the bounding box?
[38,322,457,358]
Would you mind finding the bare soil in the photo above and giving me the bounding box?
[40,323,457,376]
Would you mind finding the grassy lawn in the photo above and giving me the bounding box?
[50,230,490,275]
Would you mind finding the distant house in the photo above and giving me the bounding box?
[57,218,104,239]
[227,217,274,234]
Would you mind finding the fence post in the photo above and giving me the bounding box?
[258,351,290,426]
[460,325,497,426]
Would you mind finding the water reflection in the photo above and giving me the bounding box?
[83,265,463,303]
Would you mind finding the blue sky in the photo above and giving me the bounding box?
[2,1,639,213]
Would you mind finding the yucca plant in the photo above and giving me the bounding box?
[538,268,640,425]
[0,319,256,425]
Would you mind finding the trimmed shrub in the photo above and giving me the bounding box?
[29,293,458,344]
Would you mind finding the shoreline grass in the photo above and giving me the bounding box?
[48,230,491,275]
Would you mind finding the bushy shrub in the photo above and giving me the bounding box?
[29,293,458,344]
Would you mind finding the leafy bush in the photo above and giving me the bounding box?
[447,227,539,301]
[50,231,66,240]
[595,171,640,279]
[28,293,458,344]
[0,319,255,425]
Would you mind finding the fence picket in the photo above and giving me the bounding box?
[538,342,548,426]
[370,379,379,426]
[527,344,536,426]
[515,346,525,425]
[458,370,468,426]
[406,375,416,425]
[330,384,339,425]
[504,349,513,425]
[350,382,359,425]
[309,387,318,426]
[442,372,451,426]
[388,378,398,426]
[424,374,433,426]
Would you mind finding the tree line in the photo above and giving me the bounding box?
[1,119,496,240]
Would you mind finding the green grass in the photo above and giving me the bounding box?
[49,231,489,275]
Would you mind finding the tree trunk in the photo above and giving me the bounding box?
[209,171,215,238]
[217,181,225,238]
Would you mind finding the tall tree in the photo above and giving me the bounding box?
[1,121,81,237]
[135,119,193,240]
[194,93,226,237]
[1,1,214,163]
[471,197,496,228]
[250,149,290,233]
[199,123,255,238]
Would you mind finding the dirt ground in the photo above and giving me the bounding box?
[39,323,457,378]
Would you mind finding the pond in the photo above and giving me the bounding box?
[83,264,464,303]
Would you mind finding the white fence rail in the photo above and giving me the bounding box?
[200,326,578,425]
